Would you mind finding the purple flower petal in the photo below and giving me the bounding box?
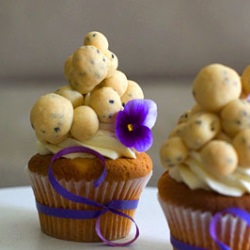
[123,100,148,125]
[124,99,157,127]
[131,126,153,152]
[142,99,157,128]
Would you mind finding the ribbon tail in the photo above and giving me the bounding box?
[95,208,140,247]
[209,207,250,250]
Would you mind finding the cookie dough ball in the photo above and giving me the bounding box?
[101,70,128,96]
[121,80,144,106]
[178,109,194,124]
[89,87,123,123]
[69,46,109,94]
[159,137,189,169]
[192,64,241,112]
[64,54,73,80]
[104,50,119,77]
[83,31,109,52]
[30,93,73,144]
[55,85,84,108]
[177,105,203,124]
[201,140,238,176]
[182,112,221,149]
[70,106,99,141]
[233,129,250,167]
[220,99,250,137]
[168,122,186,138]
[241,65,250,94]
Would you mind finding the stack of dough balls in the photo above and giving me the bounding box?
[160,63,250,177]
[30,31,144,145]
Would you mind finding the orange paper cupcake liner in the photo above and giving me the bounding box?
[158,195,250,250]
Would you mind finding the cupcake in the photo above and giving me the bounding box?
[158,63,250,249]
[27,31,157,245]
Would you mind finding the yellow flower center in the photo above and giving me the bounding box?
[127,124,134,132]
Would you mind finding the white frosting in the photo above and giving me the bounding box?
[169,152,250,197]
[37,128,136,160]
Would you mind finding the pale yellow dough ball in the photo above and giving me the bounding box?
[70,106,99,141]
[168,122,186,138]
[201,140,238,176]
[55,85,84,108]
[181,112,221,149]
[83,31,109,52]
[241,65,250,94]
[177,110,193,124]
[220,99,250,137]
[30,93,74,144]
[177,105,203,124]
[121,80,144,106]
[89,86,123,123]
[192,64,241,112]
[233,129,250,167]
[101,70,128,96]
[104,50,119,77]
[69,46,109,94]
[159,137,189,169]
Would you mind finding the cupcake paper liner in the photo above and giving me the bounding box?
[28,170,152,242]
[158,194,250,250]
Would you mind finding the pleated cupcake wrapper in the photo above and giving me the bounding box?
[158,195,250,250]
[28,170,152,242]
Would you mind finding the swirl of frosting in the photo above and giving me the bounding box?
[37,127,136,160]
[169,152,250,197]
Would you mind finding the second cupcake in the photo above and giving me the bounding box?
[159,63,250,250]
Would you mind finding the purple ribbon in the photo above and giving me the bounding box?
[36,146,140,246]
[171,207,250,250]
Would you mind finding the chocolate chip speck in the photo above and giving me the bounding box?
[195,119,202,125]
[54,127,60,133]
[241,110,247,116]
[236,120,241,125]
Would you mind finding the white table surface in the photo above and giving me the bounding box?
[0,186,171,250]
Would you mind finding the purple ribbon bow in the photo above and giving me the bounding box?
[36,146,140,246]
[171,207,250,250]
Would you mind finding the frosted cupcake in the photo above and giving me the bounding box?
[158,63,250,249]
[27,31,157,245]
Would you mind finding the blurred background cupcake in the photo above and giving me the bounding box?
[158,63,250,249]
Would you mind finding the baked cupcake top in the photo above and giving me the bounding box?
[30,31,157,160]
[160,63,250,197]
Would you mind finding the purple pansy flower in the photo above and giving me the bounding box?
[115,99,157,152]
